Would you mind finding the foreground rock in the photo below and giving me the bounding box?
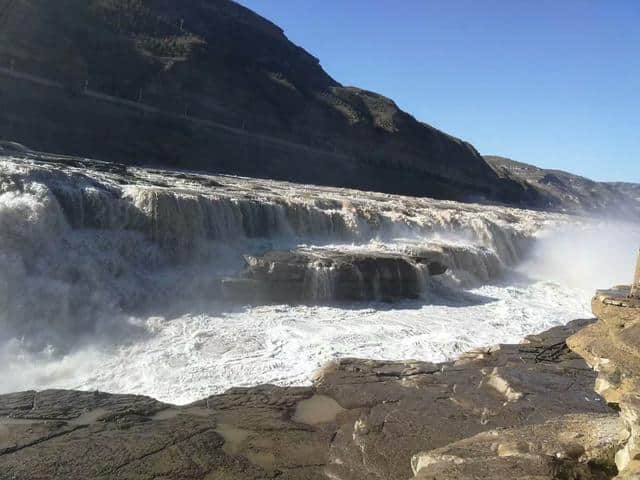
[411,414,622,480]
[0,319,615,480]
[408,254,640,480]
[568,283,640,479]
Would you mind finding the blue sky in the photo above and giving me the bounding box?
[237,1,639,182]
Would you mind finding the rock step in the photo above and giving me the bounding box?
[222,247,449,303]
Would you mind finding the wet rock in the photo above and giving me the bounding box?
[227,247,448,302]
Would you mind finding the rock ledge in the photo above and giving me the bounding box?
[568,285,640,479]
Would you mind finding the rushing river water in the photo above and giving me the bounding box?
[0,156,637,404]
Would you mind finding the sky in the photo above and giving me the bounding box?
[237,0,639,182]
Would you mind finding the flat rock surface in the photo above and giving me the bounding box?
[0,319,614,480]
[0,389,167,420]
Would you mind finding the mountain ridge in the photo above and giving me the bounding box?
[0,0,540,206]
[485,155,640,216]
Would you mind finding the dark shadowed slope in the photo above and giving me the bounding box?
[486,155,640,217]
[0,0,540,204]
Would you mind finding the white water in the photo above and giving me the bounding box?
[1,281,591,405]
[0,156,638,404]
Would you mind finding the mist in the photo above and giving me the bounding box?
[520,220,640,293]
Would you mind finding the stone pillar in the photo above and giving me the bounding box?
[631,249,640,298]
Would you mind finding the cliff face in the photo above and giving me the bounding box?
[568,284,640,479]
[0,0,534,204]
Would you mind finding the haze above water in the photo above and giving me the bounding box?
[1,157,638,404]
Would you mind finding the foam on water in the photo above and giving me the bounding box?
[1,280,591,405]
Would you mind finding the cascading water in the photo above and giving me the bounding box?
[2,155,637,404]
[303,262,337,302]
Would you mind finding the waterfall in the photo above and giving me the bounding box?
[413,261,432,295]
[352,265,366,300]
[303,262,336,302]
[0,156,574,350]
[2,158,543,265]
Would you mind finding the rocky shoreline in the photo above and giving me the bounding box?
[2,297,636,480]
